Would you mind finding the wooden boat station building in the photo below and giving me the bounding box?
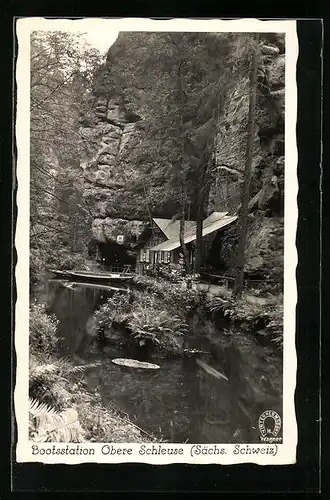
[135,211,237,273]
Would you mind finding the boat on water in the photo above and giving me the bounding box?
[49,269,72,278]
[112,358,160,370]
[49,269,134,283]
[49,279,129,293]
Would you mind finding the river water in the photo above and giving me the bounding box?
[35,278,282,444]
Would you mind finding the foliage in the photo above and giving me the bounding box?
[94,292,132,330]
[29,350,100,406]
[207,292,283,348]
[29,352,153,443]
[57,252,89,271]
[208,294,263,323]
[30,356,101,387]
[133,275,206,312]
[265,301,284,350]
[127,292,189,354]
[73,398,157,443]
[30,248,46,284]
[30,31,101,281]
[94,282,200,354]
[29,302,59,357]
[29,398,84,442]
[144,261,186,280]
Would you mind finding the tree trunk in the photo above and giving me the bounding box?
[194,149,212,275]
[233,36,259,297]
[175,55,191,274]
[194,183,204,275]
[179,187,190,273]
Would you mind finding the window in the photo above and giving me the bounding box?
[164,251,171,263]
[141,249,150,262]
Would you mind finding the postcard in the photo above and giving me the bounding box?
[15,17,298,465]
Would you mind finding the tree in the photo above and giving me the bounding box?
[233,34,260,296]
[30,31,102,279]
[193,144,213,274]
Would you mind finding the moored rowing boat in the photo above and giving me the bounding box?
[49,269,134,282]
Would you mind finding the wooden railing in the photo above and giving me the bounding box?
[108,264,134,274]
[200,272,282,290]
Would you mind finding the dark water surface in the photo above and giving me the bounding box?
[35,278,282,444]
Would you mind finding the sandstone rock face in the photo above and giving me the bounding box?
[91,217,147,246]
[245,216,284,283]
[209,35,285,215]
[80,86,147,244]
[81,33,285,285]
[208,34,285,283]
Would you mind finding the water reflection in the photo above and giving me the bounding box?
[36,279,282,443]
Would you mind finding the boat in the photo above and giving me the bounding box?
[49,269,134,283]
[49,269,72,278]
[49,279,129,293]
[111,358,160,370]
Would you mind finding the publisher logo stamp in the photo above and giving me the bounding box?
[258,410,282,443]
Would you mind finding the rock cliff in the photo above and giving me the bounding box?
[80,32,285,283]
[208,33,285,283]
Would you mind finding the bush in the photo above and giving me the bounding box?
[265,302,283,350]
[133,275,206,311]
[30,248,46,284]
[128,292,189,354]
[29,398,84,443]
[57,252,88,271]
[94,292,132,330]
[94,288,191,355]
[30,302,59,358]
[207,292,283,349]
[144,261,186,280]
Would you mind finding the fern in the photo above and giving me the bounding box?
[29,398,57,417]
[30,360,101,384]
[67,363,101,374]
[29,398,84,443]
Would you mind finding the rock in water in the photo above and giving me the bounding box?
[111,358,160,370]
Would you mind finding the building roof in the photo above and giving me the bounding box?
[152,218,196,240]
[150,212,237,252]
[203,211,229,224]
[152,212,228,241]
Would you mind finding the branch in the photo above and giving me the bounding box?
[31,70,80,110]
[31,181,90,215]
[30,219,74,238]
[216,165,242,177]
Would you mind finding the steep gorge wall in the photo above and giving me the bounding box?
[209,33,285,283]
[79,89,148,246]
[80,32,285,284]
[79,33,183,247]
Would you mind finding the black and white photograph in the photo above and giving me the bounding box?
[15,18,298,464]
